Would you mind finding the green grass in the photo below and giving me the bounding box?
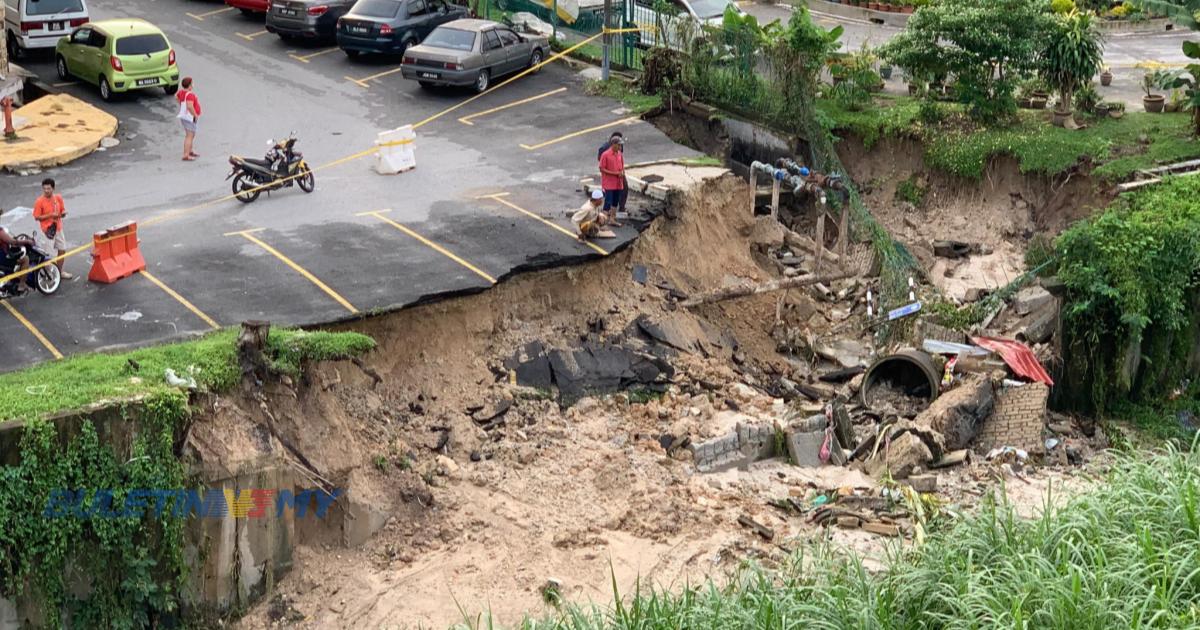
[585,79,662,115]
[818,96,1200,181]
[676,155,724,167]
[0,329,375,421]
[469,440,1200,629]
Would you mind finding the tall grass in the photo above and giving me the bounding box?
[460,441,1200,629]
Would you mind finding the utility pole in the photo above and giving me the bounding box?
[601,0,611,80]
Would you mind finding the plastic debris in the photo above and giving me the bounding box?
[165,368,197,389]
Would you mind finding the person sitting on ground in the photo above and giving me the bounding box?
[572,190,616,241]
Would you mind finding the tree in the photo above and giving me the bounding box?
[1130,0,1199,30]
[1158,40,1200,135]
[1040,11,1104,122]
[880,0,1055,122]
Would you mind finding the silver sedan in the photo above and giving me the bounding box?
[400,18,550,93]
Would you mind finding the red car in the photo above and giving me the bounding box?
[226,0,269,15]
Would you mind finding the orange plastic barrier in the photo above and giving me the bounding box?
[89,221,146,283]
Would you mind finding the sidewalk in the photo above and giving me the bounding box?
[0,93,118,174]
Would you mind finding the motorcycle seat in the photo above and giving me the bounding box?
[242,157,274,167]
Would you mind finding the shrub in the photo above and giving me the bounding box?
[881,0,1056,123]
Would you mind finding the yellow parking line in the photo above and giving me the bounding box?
[482,194,608,256]
[1,301,63,359]
[52,81,75,88]
[458,87,568,126]
[237,29,271,41]
[519,116,642,151]
[227,229,359,314]
[346,66,404,88]
[187,6,236,20]
[139,270,220,330]
[360,210,497,284]
[290,47,339,63]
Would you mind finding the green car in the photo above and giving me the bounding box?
[55,19,180,101]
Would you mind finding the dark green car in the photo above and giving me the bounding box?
[55,19,180,101]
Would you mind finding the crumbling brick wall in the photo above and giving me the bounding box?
[691,423,776,473]
[974,383,1048,452]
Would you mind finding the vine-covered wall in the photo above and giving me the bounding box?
[1056,176,1200,416]
[0,393,189,628]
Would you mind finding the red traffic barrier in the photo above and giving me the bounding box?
[89,221,146,284]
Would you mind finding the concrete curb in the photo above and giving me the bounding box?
[0,94,118,174]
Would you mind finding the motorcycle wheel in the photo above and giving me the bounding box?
[232,172,261,203]
[35,265,61,295]
[298,166,315,193]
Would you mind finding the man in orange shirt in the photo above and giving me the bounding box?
[32,178,74,280]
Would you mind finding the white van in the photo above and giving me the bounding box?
[626,0,742,51]
[5,0,90,60]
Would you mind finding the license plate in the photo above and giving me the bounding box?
[280,8,297,15]
[419,72,439,79]
[351,26,368,33]
[50,21,63,31]
[136,78,158,86]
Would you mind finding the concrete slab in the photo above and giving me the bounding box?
[0,95,117,173]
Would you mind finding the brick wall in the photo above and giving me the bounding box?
[974,383,1048,452]
[691,423,776,473]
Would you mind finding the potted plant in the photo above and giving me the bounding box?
[870,0,881,10]
[1142,71,1166,112]
[880,63,893,80]
[901,2,915,12]
[1107,101,1125,118]
[1100,66,1113,86]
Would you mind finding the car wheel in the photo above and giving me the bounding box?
[99,76,113,102]
[528,48,543,71]
[474,69,490,93]
[6,34,20,62]
[344,49,360,59]
[239,7,256,15]
[56,56,70,81]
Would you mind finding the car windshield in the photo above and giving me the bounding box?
[24,0,85,16]
[687,0,730,18]
[351,0,401,18]
[423,27,475,51]
[115,33,169,55]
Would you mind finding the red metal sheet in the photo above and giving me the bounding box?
[970,336,1054,386]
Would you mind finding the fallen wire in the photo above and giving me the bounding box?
[0,29,646,290]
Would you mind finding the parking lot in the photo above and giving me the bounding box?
[0,0,701,371]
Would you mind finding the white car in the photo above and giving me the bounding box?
[626,0,742,50]
[5,0,90,59]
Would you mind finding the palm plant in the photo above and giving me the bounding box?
[1040,11,1104,119]
[1155,40,1200,135]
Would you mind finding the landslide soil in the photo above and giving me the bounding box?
[226,175,1093,629]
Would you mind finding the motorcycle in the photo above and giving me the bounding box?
[226,133,315,204]
[0,236,62,299]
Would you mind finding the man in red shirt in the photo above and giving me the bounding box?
[598,138,625,226]
[32,178,73,280]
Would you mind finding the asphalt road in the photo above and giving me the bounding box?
[0,0,700,370]
[740,1,1197,68]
